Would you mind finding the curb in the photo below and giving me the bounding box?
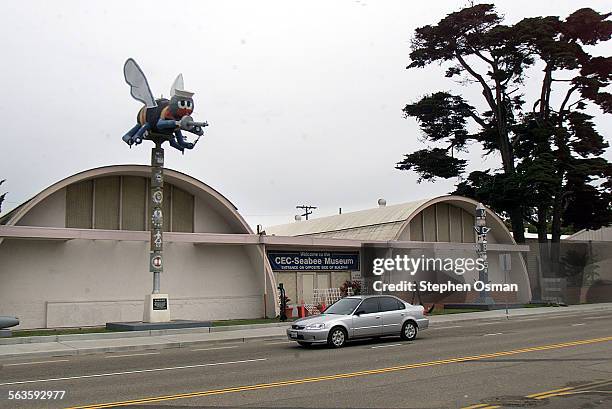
[1,304,610,361]
[0,334,289,360]
[429,304,612,325]
[0,322,292,346]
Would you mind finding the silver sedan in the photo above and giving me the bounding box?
[287,295,429,348]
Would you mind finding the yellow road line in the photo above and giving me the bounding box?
[556,390,612,396]
[527,387,574,398]
[464,375,612,407]
[65,336,612,409]
[533,378,612,399]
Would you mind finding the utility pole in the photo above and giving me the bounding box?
[296,205,317,220]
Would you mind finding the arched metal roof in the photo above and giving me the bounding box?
[266,195,516,244]
[0,164,253,234]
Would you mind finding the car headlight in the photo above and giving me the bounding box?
[304,323,326,330]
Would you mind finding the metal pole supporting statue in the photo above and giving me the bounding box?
[122,58,208,323]
[474,203,494,305]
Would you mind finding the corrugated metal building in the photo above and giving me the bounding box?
[267,196,531,306]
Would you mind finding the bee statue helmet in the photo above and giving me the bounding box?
[168,73,195,120]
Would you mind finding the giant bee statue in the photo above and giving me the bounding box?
[122,58,208,152]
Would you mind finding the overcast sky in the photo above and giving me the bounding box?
[1,0,610,229]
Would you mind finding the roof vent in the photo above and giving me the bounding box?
[294,214,302,222]
[377,198,387,207]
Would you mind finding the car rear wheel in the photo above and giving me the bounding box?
[327,327,347,348]
[401,321,417,341]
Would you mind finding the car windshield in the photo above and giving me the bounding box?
[324,298,362,315]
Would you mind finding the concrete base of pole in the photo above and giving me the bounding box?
[143,293,171,323]
[106,320,211,331]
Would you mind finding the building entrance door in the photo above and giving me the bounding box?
[317,273,330,291]
[300,273,315,304]
[299,272,332,304]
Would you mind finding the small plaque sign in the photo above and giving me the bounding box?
[152,298,168,310]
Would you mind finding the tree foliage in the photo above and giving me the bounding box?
[397,148,467,182]
[398,4,612,250]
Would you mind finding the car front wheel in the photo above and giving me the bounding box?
[327,327,347,348]
[401,321,418,341]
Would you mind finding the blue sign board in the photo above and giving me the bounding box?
[267,251,360,271]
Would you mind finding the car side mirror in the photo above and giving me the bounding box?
[354,310,364,316]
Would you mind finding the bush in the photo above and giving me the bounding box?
[340,280,361,297]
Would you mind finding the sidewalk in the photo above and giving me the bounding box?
[1,303,610,360]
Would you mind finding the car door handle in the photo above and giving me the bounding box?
[375,316,381,319]
[401,313,405,316]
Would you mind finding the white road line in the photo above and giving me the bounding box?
[3,359,70,367]
[483,332,503,337]
[584,316,610,320]
[0,358,267,387]
[371,343,402,349]
[104,352,160,359]
[571,323,586,326]
[191,346,239,352]
[430,325,462,330]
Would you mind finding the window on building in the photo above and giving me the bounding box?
[65,177,194,232]
[94,176,120,230]
[436,203,450,242]
[409,212,424,241]
[121,176,146,231]
[171,186,194,233]
[462,210,475,243]
[66,180,93,228]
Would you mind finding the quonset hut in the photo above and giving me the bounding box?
[0,166,531,329]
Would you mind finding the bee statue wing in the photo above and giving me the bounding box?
[123,58,157,108]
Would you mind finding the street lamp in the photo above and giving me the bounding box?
[474,203,495,305]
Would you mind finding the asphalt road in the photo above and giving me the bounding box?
[0,309,610,409]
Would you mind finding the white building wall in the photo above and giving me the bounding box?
[194,196,237,233]
[0,239,264,329]
[17,189,66,228]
